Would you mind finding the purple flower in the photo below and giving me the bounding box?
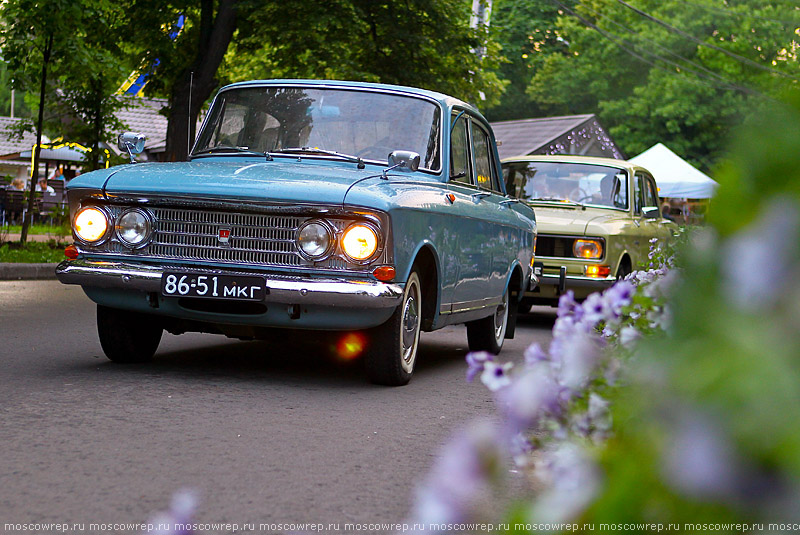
[557,291,582,321]
[662,410,740,501]
[721,199,799,310]
[524,343,549,367]
[498,364,560,432]
[465,351,494,383]
[410,422,503,528]
[147,489,199,535]
[603,280,635,317]
[554,330,601,392]
[580,292,610,326]
[481,361,513,391]
[531,443,601,523]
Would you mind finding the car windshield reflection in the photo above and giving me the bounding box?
[504,161,629,209]
[193,86,441,171]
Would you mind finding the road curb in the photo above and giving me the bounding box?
[0,263,58,281]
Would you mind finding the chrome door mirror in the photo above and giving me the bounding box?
[387,150,420,172]
[118,132,146,163]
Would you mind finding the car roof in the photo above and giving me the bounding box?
[219,79,483,117]
[501,153,650,173]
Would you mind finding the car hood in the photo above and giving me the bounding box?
[531,204,627,236]
[86,159,426,207]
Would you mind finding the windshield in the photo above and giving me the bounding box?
[193,86,441,170]
[503,161,629,209]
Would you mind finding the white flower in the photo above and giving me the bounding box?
[480,361,513,391]
[619,326,641,349]
[530,442,601,523]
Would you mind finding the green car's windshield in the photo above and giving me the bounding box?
[503,161,629,209]
[193,86,442,171]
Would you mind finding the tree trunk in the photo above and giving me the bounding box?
[164,0,237,162]
[20,33,53,245]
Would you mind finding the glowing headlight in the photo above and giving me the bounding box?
[116,209,152,247]
[74,207,109,243]
[297,220,333,260]
[573,239,603,259]
[341,223,379,261]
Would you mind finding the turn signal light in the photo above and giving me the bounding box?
[64,245,79,259]
[372,265,396,281]
[585,265,611,278]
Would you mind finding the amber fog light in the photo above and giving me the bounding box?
[342,223,379,261]
[574,239,603,259]
[585,265,611,277]
[74,207,109,243]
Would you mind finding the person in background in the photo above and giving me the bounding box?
[36,177,54,193]
[9,177,25,190]
[49,166,64,180]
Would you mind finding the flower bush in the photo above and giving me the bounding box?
[409,92,800,532]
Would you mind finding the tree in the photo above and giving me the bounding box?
[482,0,575,121]
[523,0,800,169]
[121,0,238,162]
[0,0,96,243]
[222,0,507,108]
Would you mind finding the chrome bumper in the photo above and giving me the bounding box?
[56,259,404,309]
[539,272,616,291]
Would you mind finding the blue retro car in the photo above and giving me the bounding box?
[56,80,537,385]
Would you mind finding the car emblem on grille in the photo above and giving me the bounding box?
[218,227,232,245]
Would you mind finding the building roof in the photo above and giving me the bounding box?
[0,117,42,159]
[115,97,169,154]
[491,114,624,160]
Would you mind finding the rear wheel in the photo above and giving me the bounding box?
[97,305,162,363]
[466,288,509,354]
[365,270,422,386]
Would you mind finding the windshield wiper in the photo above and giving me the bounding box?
[192,146,273,160]
[272,147,365,169]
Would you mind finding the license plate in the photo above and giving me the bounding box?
[161,273,266,301]
[533,261,544,277]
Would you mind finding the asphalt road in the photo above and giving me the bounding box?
[0,280,556,534]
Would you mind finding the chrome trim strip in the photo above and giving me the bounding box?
[538,273,616,289]
[56,259,403,309]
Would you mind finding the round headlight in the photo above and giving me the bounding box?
[341,223,379,262]
[297,220,333,260]
[74,207,109,243]
[116,209,152,247]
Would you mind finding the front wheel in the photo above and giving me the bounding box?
[97,305,163,363]
[466,289,509,354]
[365,270,422,386]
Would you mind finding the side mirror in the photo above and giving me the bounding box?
[642,207,660,219]
[118,132,146,163]
[387,150,420,172]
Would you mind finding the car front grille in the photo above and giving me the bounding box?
[106,206,306,267]
[535,236,573,258]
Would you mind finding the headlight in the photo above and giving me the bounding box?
[297,220,333,260]
[116,209,152,247]
[74,206,109,243]
[573,239,603,259]
[341,223,379,262]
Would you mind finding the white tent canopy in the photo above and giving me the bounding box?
[629,143,718,199]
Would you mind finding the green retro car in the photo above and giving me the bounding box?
[502,155,678,309]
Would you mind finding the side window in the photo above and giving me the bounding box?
[644,175,660,208]
[472,123,495,191]
[633,173,644,214]
[450,114,471,185]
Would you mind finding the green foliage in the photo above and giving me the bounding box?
[484,0,576,121]
[222,0,508,108]
[580,89,800,528]
[515,0,800,169]
[0,240,66,263]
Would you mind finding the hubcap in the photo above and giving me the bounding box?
[494,292,508,341]
[401,280,420,369]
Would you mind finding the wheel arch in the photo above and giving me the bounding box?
[407,243,440,332]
